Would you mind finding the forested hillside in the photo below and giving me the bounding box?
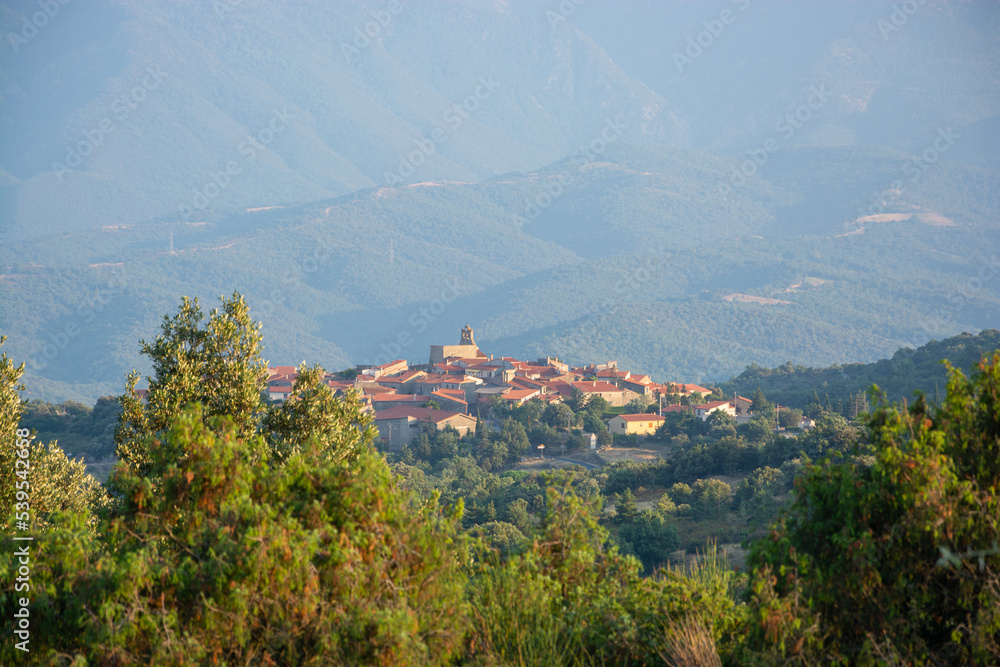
[5,142,998,402]
[722,329,1000,412]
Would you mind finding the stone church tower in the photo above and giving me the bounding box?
[428,325,485,365]
[460,324,475,346]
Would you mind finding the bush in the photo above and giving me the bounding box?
[1,406,470,665]
[746,354,1000,663]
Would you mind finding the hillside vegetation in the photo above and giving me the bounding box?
[3,296,998,664]
[5,142,998,402]
[722,329,1000,412]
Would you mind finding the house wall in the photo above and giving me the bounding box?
[609,417,663,435]
[375,416,422,452]
[429,344,482,365]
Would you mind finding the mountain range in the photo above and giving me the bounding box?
[1,0,998,402]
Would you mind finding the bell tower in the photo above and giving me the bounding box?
[460,324,475,346]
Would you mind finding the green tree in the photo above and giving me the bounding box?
[466,487,742,664]
[624,397,650,414]
[488,394,510,419]
[542,403,574,429]
[114,293,267,479]
[777,407,804,429]
[692,478,732,520]
[737,415,772,444]
[565,387,589,413]
[615,487,639,524]
[750,388,775,421]
[618,509,680,573]
[747,354,1000,663]
[499,418,530,464]
[26,441,111,532]
[261,363,374,465]
[472,521,526,557]
[581,410,606,436]
[1,337,108,534]
[4,404,469,665]
[511,398,544,428]
[505,497,532,536]
[475,430,509,472]
[0,336,26,531]
[584,395,611,416]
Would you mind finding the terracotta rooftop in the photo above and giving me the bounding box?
[374,406,471,422]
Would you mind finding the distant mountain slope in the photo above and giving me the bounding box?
[572,0,1000,156]
[0,0,680,237]
[3,143,998,402]
[719,329,1000,411]
[4,0,998,240]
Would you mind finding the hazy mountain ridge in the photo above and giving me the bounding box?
[2,1,999,401]
[0,0,682,236]
[4,141,998,401]
[4,0,998,238]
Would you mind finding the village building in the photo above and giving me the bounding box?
[374,406,477,451]
[430,389,469,413]
[732,395,753,415]
[370,394,433,411]
[361,359,408,378]
[609,413,666,436]
[428,325,487,365]
[694,400,737,421]
[553,380,639,407]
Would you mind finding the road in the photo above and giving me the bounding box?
[550,456,601,470]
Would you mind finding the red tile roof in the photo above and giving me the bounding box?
[695,401,732,410]
[431,390,467,405]
[676,383,711,394]
[374,406,471,423]
[434,388,467,399]
[502,389,539,401]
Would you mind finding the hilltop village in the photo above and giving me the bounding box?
[264,326,812,453]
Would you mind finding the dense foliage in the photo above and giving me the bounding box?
[17,397,120,461]
[722,329,1000,414]
[746,354,1000,664]
[4,295,998,664]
